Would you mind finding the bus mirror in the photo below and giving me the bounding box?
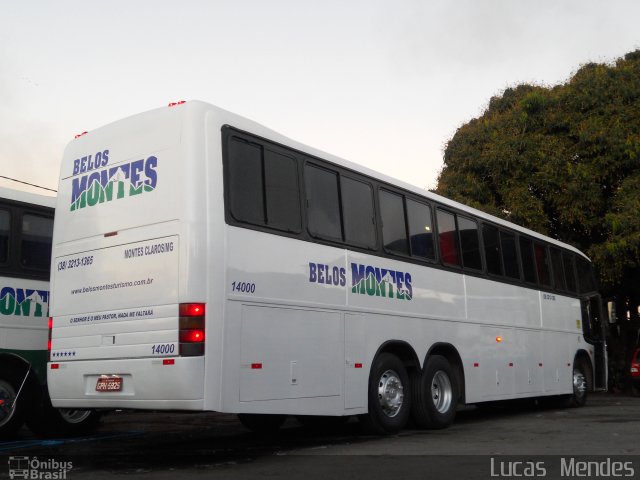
[607,301,617,324]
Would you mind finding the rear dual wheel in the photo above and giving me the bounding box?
[411,355,458,429]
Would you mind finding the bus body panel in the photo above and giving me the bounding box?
[47,101,597,416]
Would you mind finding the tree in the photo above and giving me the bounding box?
[438,50,640,296]
[437,51,640,387]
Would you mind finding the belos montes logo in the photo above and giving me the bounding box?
[70,149,158,211]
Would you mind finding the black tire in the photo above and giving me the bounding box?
[359,353,411,435]
[26,394,102,438]
[238,414,286,434]
[411,355,458,429]
[567,361,588,407]
[0,369,26,440]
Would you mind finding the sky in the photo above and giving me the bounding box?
[1,0,639,197]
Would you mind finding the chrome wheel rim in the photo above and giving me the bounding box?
[573,370,587,398]
[431,370,453,414]
[58,409,92,424]
[377,369,404,418]
[0,380,17,427]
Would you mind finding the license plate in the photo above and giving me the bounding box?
[95,376,122,392]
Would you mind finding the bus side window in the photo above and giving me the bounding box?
[534,242,551,287]
[576,257,597,294]
[550,248,566,291]
[304,164,342,242]
[20,214,53,271]
[380,190,409,255]
[341,177,376,249]
[228,138,265,226]
[0,209,9,264]
[406,199,435,260]
[519,237,537,284]
[483,224,502,276]
[437,210,460,267]
[458,216,482,270]
[562,253,577,293]
[500,231,520,279]
[264,149,301,232]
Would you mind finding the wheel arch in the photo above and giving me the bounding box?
[373,340,420,375]
[425,343,466,403]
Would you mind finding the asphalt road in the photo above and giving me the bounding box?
[1,393,639,479]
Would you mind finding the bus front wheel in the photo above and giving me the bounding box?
[359,353,411,434]
[411,355,458,429]
[567,361,588,407]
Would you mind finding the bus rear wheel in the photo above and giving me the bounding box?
[411,355,458,429]
[26,394,102,438]
[359,353,410,434]
[0,370,25,439]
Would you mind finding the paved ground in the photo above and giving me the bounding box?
[1,392,639,479]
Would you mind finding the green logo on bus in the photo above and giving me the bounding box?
[0,287,49,317]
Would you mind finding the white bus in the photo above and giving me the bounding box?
[0,186,100,438]
[47,101,606,434]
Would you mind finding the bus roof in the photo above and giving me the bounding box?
[71,100,588,260]
[0,186,56,209]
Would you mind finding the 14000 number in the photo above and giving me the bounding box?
[152,344,175,355]
[231,281,256,294]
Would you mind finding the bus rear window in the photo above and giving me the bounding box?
[0,209,9,264]
[20,214,53,271]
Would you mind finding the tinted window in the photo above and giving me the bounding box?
[534,243,551,287]
[459,216,482,270]
[520,237,537,283]
[437,210,460,267]
[577,257,597,293]
[0,209,8,264]
[501,231,520,279]
[341,177,376,248]
[550,248,566,291]
[228,138,264,225]
[380,190,408,255]
[21,214,53,271]
[305,165,342,241]
[406,199,435,260]
[264,150,301,232]
[483,224,502,275]
[563,253,577,293]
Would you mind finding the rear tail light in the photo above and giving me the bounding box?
[631,365,640,377]
[48,317,53,361]
[179,303,205,357]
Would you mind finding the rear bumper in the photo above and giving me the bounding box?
[47,356,205,410]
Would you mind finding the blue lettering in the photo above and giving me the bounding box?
[309,262,317,283]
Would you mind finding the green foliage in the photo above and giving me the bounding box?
[437,50,640,296]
